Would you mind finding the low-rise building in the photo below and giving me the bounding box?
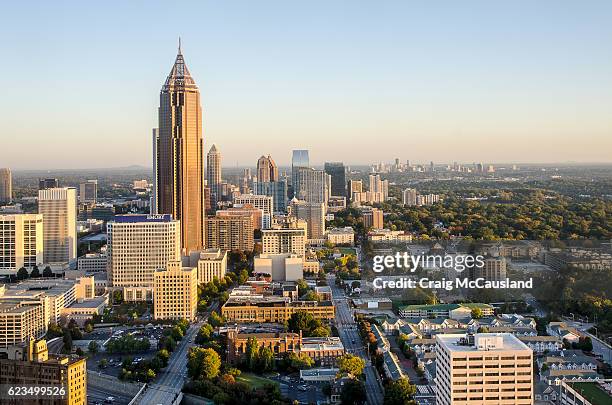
[326,227,355,245]
[547,322,582,344]
[559,380,612,405]
[254,253,304,281]
[221,296,335,323]
[518,336,563,353]
[77,251,107,272]
[398,303,493,319]
[367,228,412,242]
[184,248,228,284]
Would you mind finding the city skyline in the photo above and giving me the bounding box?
[1,1,612,169]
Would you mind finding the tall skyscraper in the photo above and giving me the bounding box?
[79,180,97,204]
[253,177,288,213]
[435,333,533,405]
[206,144,222,208]
[38,178,59,190]
[0,214,44,275]
[156,42,205,252]
[38,187,77,266]
[295,167,330,205]
[0,168,12,203]
[257,155,279,182]
[291,200,325,240]
[291,149,309,193]
[151,128,159,214]
[107,214,181,301]
[324,162,346,197]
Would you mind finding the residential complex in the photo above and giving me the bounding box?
[205,214,254,252]
[153,261,198,321]
[362,207,384,229]
[291,200,326,240]
[0,214,44,275]
[261,225,306,258]
[233,194,273,229]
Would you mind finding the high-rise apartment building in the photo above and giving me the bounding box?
[184,248,227,284]
[435,333,533,405]
[257,155,279,182]
[38,187,77,266]
[107,214,181,301]
[206,144,222,209]
[402,188,417,206]
[234,194,273,229]
[79,180,98,204]
[154,261,197,321]
[291,149,309,192]
[0,339,87,404]
[324,162,346,197]
[295,167,330,205]
[291,200,325,240]
[362,207,383,229]
[472,257,507,282]
[216,206,261,231]
[205,215,254,252]
[262,226,306,258]
[347,179,363,201]
[368,174,389,201]
[156,43,205,252]
[253,177,288,213]
[0,168,12,203]
[0,214,44,275]
[38,178,59,190]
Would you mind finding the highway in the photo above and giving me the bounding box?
[329,274,384,405]
[135,302,218,405]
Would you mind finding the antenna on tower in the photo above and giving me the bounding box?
[178,36,182,54]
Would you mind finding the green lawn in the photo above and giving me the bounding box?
[337,247,356,256]
[236,372,279,389]
[570,382,612,405]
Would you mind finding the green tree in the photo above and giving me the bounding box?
[187,347,221,380]
[62,329,73,352]
[208,311,225,327]
[338,354,365,377]
[157,349,170,366]
[384,377,417,405]
[47,322,63,339]
[302,290,320,302]
[340,379,366,405]
[98,358,109,368]
[195,323,214,344]
[88,340,100,354]
[286,352,314,370]
[245,337,260,370]
[17,267,29,280]
[296,279,309,296]
[471,308,483,319]
[30,265,41,278]
[42,266,54,278]
[258,346,275,371]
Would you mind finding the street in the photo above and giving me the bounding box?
[329,274,384,405]
[135,302,218,405]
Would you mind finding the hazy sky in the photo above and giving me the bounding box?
[1,1,611,169]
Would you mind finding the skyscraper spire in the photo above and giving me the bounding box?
[178,36,182,55]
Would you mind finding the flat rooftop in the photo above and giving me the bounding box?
[436,333,531,352]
